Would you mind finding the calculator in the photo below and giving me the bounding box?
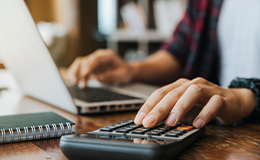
[60,120,205,160]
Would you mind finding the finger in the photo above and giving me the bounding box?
[78,56,99,83]
[165,84,205,126]
[180,106,202,124]
[193,95,223,128]
[141,87,185,128]
[67,57,82,85]
[78,50,119,83]
[78,79,87,89]
[134,78,189,125]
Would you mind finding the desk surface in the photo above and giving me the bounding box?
[0,69,260,160]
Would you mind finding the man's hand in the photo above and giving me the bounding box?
[67,49,135,88]
[67,49,183,87]
[134,77,257,128]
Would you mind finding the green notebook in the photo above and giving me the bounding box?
[0,112,75,143]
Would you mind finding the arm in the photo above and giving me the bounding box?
[128,50,183,85]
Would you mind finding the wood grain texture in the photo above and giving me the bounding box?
[0,142,54,160]
[1,97,260,160]
[177,125,260,160]
[1,69,260,160]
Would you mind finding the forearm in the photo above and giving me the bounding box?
[128,50,183,85]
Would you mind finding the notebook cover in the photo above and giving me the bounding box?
[0,112,75,130]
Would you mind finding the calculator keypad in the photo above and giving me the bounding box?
[89,120,197,141]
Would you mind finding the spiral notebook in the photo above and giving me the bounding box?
[0,112,75,143]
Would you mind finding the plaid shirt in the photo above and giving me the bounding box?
[162,0,260,123]
[161,0,223,84]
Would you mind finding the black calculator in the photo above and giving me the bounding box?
[60,120,205,160]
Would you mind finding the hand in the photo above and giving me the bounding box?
[67,49,135,88]
[134,77,257,128]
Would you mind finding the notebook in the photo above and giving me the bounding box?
[0,112,75,143]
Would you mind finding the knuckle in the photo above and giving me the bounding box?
[192,77,206,84]
[189,84,202,93]
[153,88,168,96]
[142,102,155,111]
[157,106,166,114]
[167,90,181,98]
[81,70,89,77]
[176,102,185,113]
[88,53,100,62]
[82,56,90,61]
[213,94,224,105]
[176,78,188,83]
[94,49,106,56]
[75,56,83,62]
[95,49,104,53]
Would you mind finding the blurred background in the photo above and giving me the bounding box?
[0,0,186,68]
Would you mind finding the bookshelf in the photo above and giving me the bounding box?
[108,29,168,57]
[107,0,186,59]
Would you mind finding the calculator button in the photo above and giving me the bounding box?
[100,127,114,132]
[167,130,183,135]
[165,133,179,137]
[150,129,164,133]
[139,127,151,132]
[174,129,187,133]
[168,130,181,134]
[106,125,119,130]
[116,127,132,133]
[177,126,194,131]
[116,129,129,133]
[116,120,134,125]
[126,124,142,129]
[131,129,145,134]
[147,131,161,136]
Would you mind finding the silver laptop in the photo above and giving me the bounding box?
[0,0,148,114]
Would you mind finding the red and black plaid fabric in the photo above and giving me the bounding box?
[161,0,223,84]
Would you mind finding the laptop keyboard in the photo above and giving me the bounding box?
[68,86,140,102]
[88,120,197,141]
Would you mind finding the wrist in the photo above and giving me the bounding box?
[229,88,257,120]
[127,61,142,83]
[228,77,260,123]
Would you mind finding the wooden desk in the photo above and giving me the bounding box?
[0,69,260,160]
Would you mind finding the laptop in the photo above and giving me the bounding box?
[0,0,150,114]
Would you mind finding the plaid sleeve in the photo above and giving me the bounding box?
[160,0,207,68]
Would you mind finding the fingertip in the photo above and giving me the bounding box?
[71,77,77,85]
[165,113,177,126]
[134,112,146,124]
[78,80,87,89]
[79,68,91,81]
[193,118,204,128]
[142,114,157,128]
[66,72,77,84]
